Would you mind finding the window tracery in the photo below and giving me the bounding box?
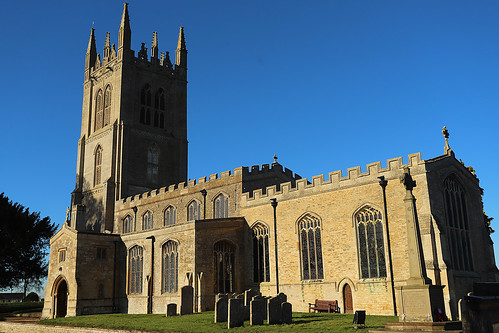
[356,206,387,279]
[147,145,159,183]
[94,145,102,186]
[94,90,103,131]
[298,214,324,280]
[162,241,178,293]
[214,193,228,219]
[128,246,143,294]
[143,211,153,230]
[252,223,270,283]
[214,240,234,293]
[164,206,176,226]
[123,215,135,233]
[187,201,200,221]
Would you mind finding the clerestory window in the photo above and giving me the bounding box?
[143,211,153,230]
[164,206,176,226]
[187,201,200,221]
[123,215,135,233]
[214,193,228,219]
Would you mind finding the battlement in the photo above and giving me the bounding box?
[241,153,425,204]
[242,163,302,180]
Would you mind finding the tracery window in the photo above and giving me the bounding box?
[299,214,324,280]
[103,86,111,127]
[147,145,159,183]
[94,145,102,186]
[128,246,143,294]
[155,89,166,110]
[164,206,176,226]
[444,176,473,271]
[143,211,153,230]
[252,223,270,283]
[140,84,152,125]
[162,241,178,293]
[356,206,387,279]
[214,240,235,293]
[187,201,200,221]
[94,90,103,131]
[154,89,166,129]
[214,193,228,219]
[123,215,135,233]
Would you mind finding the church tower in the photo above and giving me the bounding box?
[71,3,188,232]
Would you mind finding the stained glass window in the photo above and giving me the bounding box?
[298,214,324,280]
[356,206,387,279]
[162,241,178,293]
[129,246,143,294]
[252,222,270,283]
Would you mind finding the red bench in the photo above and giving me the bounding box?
[308,299,340,313]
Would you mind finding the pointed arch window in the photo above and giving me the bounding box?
[140,84,151,125]
[164,206,176,226]
[94,145,102,186]
[356,206,387,279]
[123,215,135,234]
[214,194,229,219]
[444,176,473,271]
[162,241,178,293]
[103,86,111,127]
[94,90,104,131]
[214,240,235,293]
[155,89,166,110]
[299,214,324,280]
[147,145,159,183]
[143,211,153,230]
[252,223,270,283]
[128,246,143,294]
[187,201,200,221]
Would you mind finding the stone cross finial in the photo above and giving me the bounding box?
[442,126,453,155]
[401,167,416,192]
[273,154,278,164]
[65,206,70,223]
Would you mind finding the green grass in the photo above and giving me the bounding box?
[40,312,397,332]
[0,302,43,314]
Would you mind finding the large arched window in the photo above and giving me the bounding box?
[214,240,235,293]
[164,206,176,226]
[143,211,153,230]
[444,176,473,271]
[356,206,387,279]
[147,145,159,183]
[103,86,111,127]
[162,241,178,293]
[94,145,102,186]
[252,222,270,283]
[140,84,152,125]
[123,215,134,233]
[187,201,200,221]
[94,90,103,131]
[298,214,324,280]
[129,246,143,294]
[214,194,228,219]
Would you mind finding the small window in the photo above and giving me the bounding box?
[123,215,135,233]
[164,206,176,226]
[187,201,200,221]
[214,194,229,219]
[143,211,153,230]
[96,247,107,260]
[58,249,66,263]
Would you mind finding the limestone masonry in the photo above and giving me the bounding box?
[42,4,498,322]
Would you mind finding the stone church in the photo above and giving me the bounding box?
[42,4,498,321]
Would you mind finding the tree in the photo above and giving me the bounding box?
[0,193,57,297]
[24,291,40,302]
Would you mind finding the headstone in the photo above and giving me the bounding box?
[277,292,287,303]
[268,296,283,324]
[180,285,194,315]
[250,295,266,326]
[166,303,177,317]
[214,297,228,323]
[244,289,260,307]
[228,298,245,328]
[281,302,292,324]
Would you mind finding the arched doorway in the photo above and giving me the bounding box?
[55,279,68,317]
[343,284,353,314]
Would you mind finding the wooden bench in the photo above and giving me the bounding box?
[308,299,340,313]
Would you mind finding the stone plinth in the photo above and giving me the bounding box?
[395,284,445,322]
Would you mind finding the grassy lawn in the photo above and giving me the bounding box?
[40,312,397,332]
[0,302,43,314]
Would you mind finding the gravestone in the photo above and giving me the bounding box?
[228,298,245,328]
[180,285,194,315]
[281,302,292,324]
[244,289,260,307]
[214,296,228,323]
[267,296,283,324]
[166,303,177,317]
[277,292,287,303]
[250,295,266,326]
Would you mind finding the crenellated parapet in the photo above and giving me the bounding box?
[241,153,426,205]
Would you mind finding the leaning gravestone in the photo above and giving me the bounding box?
[281,302,292,324]
[228,298,245,328]
[267,296,283,324]
[166,303,177,317]
[250,295,266,326]
[214,296,228,323]
[180,285,194,315]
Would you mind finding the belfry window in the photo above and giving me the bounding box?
[147,145,159,183]
[123,215,134,233]
[94,145,102,186]
[214,240,235,293]
[214,193,228,219]
[252,223,270,283]
[444,176,473,271]
[162,241,178,293]
[298,214,324,280]
[128,246,143,294]
[356,206,387,279]
[143,211,153,230]
[103,86,111,127]
[164,206,176,226]
[187,201,200,221]
[140,84,151,125]
[94,90,103,131]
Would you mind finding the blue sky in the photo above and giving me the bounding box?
[1,0,498,269]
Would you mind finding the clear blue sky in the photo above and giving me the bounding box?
[1,1,498,268]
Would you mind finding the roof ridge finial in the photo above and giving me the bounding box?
[272,154,278,165]
[442,126,453,156]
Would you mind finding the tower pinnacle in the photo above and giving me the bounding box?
[175,26,187,68]
[151,31,158,59]
[85,28,97,76]
[118,2,131,54]
[104,32,111,60]
[442,126,453,155]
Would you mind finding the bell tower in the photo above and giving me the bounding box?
[71,3,188,232]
